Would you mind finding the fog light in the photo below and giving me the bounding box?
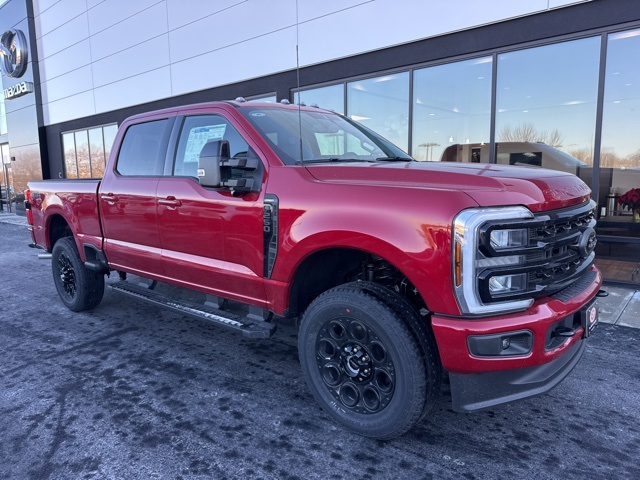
[468,331,533,357]
[488,273,527,295]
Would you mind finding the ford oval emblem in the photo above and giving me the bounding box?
[578,227,597,257]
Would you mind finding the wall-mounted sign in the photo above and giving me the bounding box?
[3,80,34,100]
[0,29,29,78]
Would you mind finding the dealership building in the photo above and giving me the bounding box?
[1,0,639,284]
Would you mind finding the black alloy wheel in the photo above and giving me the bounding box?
[316,315,396,415]
[299,282,440,439]
[57,250,78,298]
[51,237,105,312]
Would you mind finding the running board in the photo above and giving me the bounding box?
[108,281,276,339]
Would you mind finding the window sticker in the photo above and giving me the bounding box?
[183,124,227,164]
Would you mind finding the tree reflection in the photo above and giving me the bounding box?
[498,122,564,148]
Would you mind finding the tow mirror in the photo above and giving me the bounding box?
[198,140,230,187]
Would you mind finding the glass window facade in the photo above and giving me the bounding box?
[0,95,7,136]
[292,31,640,284]
[1,143,11,207]
[63,124,118,178]
[348,73,410,152]
[496,38,600,177]
[75,130,91,178]
[295,84,345,114]
[62,133,77,178]
[413,57,492,162]
[595,28,640,283]
[88,128,106,178]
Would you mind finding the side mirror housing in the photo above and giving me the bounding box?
[198,140,230,187]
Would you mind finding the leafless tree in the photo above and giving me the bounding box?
[498,123,564,148]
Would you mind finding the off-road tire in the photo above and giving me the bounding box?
[298,281,440,439]
[51,237,105,311]
[349,281,442,421]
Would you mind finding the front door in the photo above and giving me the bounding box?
[156,113,268,306]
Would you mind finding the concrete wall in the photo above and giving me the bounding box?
[33,0,591,126]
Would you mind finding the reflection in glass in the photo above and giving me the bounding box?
[600,29,640,181]
[0,95,7,135]
[295,84,345,114]
[63,133,77,178]
[241,107,410,165]
[0,143,8,164]
[348,73,409,152]
[496,37,600,176]
[75,130,91,178]
[594,28,640,285]
[413,58,492,162]
[62,124,117,179]
[0,144,9,200]
[10,144,43,194]
[89,128,106,178]
[103,124,118,164]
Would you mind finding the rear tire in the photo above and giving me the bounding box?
[298,281,439,439]
[51,237,105,312]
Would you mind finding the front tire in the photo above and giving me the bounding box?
[51,237,105,312]
[298,282,439,439]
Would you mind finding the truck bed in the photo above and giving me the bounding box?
[28,179,102,253]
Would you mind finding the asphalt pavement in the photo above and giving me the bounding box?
[1,216,639,479]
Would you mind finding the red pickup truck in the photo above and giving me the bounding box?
[26,100,602,438]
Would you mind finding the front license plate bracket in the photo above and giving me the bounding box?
[581,300,598,338]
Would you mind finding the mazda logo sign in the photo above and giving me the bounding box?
[0,29,28,78]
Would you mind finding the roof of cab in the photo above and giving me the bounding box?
[124,100,331,123]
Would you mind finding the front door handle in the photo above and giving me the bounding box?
[158,196,182,208]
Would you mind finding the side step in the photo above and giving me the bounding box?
[108,281,276,339]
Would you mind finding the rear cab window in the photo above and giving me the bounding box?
[116,119,172,176]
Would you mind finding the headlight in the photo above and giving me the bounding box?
[453,206,534,316]
[490,228,528,250]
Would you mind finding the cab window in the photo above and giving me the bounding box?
[174,115,251,177]
[116,119,170,176]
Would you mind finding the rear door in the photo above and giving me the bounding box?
[100,116,175,277]
[156,111,269,306]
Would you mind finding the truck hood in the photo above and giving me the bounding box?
[305,161,591,212]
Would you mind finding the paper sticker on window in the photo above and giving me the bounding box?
[183,124,227,165]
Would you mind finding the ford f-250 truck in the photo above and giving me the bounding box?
[26,100,602,439]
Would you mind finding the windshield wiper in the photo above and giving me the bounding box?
[374,156,413,162]
[297,158,377,165]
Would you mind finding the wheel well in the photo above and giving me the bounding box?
[48,215,72,251]
[288,248,425,318]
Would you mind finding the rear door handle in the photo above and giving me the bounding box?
[101,193,118,203]
[158,196,182,208]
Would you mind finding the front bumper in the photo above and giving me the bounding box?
[432,266,601,412]
[448,337,585,412]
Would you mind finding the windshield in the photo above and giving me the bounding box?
[239,107,413,165]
